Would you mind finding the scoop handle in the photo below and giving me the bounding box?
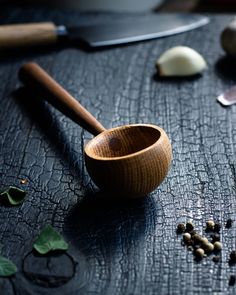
[18,63,106,136]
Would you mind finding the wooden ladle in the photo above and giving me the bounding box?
[19,63,172,198]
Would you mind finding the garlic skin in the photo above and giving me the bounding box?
[156,46,207,76]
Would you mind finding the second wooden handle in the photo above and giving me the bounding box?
[0,22,58,49]
[19,63,106,136]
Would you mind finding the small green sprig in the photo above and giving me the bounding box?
[33,225,68,255]
[0,256,17,277]
[0,186,26,205]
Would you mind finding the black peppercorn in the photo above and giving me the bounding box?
[210,233,220,243]
[190,230,197,237]
[212,256,220,263]
[229,251,236,264]
[214,223,221,233]
[186,222,194,232]
[177,223,185,234]
[192,234,203,244]
[186,239,194,247]
[226,218,233,229]
[229,275,236,286]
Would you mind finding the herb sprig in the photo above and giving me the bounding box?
[0,186,26,205]
[0,256,17,277]
[33,225,68,255]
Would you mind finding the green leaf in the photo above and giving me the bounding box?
[0,256,17,277]
[33,225,69,255]
[0,186,26,205]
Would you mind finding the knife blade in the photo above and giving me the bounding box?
[0,14,209,49]
[64,14,209,47]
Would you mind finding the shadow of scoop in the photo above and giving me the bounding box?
[12,87,86,190]
[64,192,157,257]
[215,55,236,82]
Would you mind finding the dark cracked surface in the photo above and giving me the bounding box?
[1,7,236,294]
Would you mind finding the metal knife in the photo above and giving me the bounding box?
[0,14,209,49]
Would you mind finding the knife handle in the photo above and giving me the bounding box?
[0,22,58,49]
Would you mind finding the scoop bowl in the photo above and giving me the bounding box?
[85,124,172,198]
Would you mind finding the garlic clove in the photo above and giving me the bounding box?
[221,19,236,58]
[156,46,207,77]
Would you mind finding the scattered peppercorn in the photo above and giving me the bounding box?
[214,223,221,233]
[186,239,194,247]
[183,233,191,242]
[226,218,233,229]
[176,220,226,267]
[212,256,220,263]
[229,275,236,286]
[177,223,185,234]
[200,237,209,246]
[214,241,222,252]
[210,233,220,243]
[177,218,236,288]
[192,234,202,244]
[204,242,214,254]
[186,222,194,232]
[195,248,205,259]
[206,220,215,231]
[190,230,197,237]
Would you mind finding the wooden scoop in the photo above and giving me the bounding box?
[19,63,172,198]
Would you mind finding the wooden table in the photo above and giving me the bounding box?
[1,7,236,295]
